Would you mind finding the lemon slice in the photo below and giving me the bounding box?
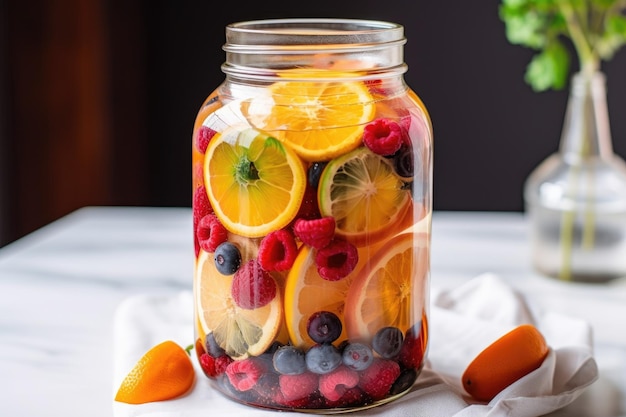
[344,232,430,340]
[195,249,283,359]
[318,147,413,246]
[204,126,306,238]
[245,78,375,161]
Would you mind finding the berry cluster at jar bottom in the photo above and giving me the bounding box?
[197,315,425,410]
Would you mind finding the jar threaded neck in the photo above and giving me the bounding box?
[222,18,407,81]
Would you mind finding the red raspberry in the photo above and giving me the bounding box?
[294,217,335,249]
[199,353,232,377]
[231,260,277,309]
[251,373,281,403]
[225,358,266,391]
[399,114,412,132]
[315,239,358,281]
[318,365,359,402]
[398,115,413,147]
[364,78,385,95]
[271,390,313,408]
[196,214,229,253]
[258,229,298,272]
[398,325,425,369]
[358,359,400,400]
[195,126,217,153]
[279,372,319,401]
[363,118,403,156]
[193,186,213,256]
[324,387,367,408]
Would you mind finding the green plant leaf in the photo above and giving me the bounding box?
[500,0,626,91]
[525,42,570,91]
[592,0,622,8]
[597,14,626,58]
[500,5,548,49]
[502,0,529,7]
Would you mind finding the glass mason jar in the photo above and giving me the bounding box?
[192,18,432,412]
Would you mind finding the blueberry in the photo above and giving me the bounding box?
[272,345,307,375]
[305,344,342,374]
[390,368,418,395]
[372,326,404,359]
[307,311,342,344]
[214,242,241,275]
[307,162,328,188]
[342,342,374,371]
[205,332,226,357]
[393,145,414,179]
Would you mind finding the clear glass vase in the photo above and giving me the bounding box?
[524,71,626,282]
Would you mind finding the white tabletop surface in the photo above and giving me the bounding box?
[0,206,624,417]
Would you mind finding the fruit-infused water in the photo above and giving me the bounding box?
[192,19,432,412]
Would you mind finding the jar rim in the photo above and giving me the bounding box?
[224,18,405,51]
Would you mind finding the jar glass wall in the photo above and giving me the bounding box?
[192,18,433,412]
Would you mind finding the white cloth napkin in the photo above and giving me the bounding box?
[112,273,598,417]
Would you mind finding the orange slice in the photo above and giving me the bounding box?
[195,249,283,359]
[203,126,306,238]
[284,245,352,349]
[344,232,430,340]
[244,76,375,161]
[318,146,413,246]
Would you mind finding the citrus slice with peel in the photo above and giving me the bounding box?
[204,126,306,238]
[244,78,375,161]
[318,147,413,246]
[284,245,352,349]
[345,232,429,340]
[195,249,283,359]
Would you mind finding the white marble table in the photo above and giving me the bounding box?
[0,207,624,416]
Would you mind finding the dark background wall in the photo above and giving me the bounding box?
[1,0,626,245]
